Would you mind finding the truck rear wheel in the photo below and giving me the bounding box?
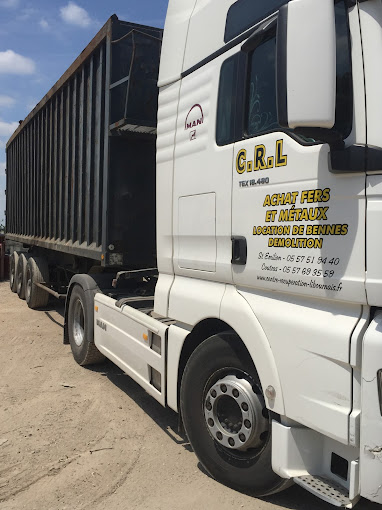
[26,257,49,309]
[10,251,19,292]
[68,284,105,366]
[180,333,291,496]
[16,253,30,300]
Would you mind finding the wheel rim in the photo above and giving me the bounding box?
[204,373,269,452]
[72,299,85,347]
[10,257,15,287]
[26,267,32,302]
[16,265,23,294]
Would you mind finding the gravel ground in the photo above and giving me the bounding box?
[0,280,378,510]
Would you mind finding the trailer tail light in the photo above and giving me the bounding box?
[378,370,382,416]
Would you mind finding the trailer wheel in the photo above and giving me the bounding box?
[16,253,30,300]
[180,333,291,496]
[68,284,105,366]
[9,251,19,292]
[25,257,49,309]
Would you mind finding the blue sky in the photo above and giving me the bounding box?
[0,0,168,226]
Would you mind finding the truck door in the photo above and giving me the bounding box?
[171,50,237,284]
[231,3,366,305]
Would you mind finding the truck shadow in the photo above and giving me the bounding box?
[88,361,380,510]
[261,485,379,510]
[89,360,192,451]
[38,299,65,328]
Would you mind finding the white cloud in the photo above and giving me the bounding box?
[60,2,93,28]
[0,95,15,108]
[0,119,18,137]
[0,0,19,8]
[39,18,49,30]
[0,50,36,74]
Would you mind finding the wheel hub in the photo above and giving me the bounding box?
[204,375,268,451]
[26,268,31,301]
[16,267,23,293]
[73,299,85,347]
[10,259,15,286]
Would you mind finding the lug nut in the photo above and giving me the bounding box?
[228,438,235,447]
[206,401,212,411]
[241,402,248,412]
[220,384,227,393]
[232,388,239,398]
[216,431,223,441]
[208,418,214,427]
[211,389,217,398]
[244,419,251,429]
[239,433,246,442]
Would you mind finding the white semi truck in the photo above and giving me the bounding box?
[5,0,382,507]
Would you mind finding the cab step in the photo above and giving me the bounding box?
[293,475,358,508]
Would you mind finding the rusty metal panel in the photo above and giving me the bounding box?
[5,16,162,267]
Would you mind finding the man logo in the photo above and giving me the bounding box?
[185,104,204,130]
[96,319,107,331]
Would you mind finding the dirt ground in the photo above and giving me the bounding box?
[0,280,378,510]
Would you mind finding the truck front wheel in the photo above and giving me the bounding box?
[67,284,105,366]
[180,333,291,496]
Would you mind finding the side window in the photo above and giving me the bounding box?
[217,0,352,146]
[243,0,352,141]
[246,33,280,137]
[225,0,288,43]
[216,54,239,146]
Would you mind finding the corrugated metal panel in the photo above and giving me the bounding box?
[5,16,162,267]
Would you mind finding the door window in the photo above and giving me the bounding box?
[217,0,353,145]
[246,34,279,138]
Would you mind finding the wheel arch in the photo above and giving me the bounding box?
[175,326,283,415]
[219,286,285,415]
[172,289,285,416]
[176,318,234,403]
[63,273,112,344]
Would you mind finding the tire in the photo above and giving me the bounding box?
[25,257,49,309]
[9,251,19,292]
[180,333,292,496]
[16,253,30,300]
[67,284,105,366]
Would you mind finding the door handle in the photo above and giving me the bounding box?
[231,236,247,266]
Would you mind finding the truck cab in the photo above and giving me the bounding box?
[75,0,382,506]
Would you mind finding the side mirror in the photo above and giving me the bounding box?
[277,0,336,130]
